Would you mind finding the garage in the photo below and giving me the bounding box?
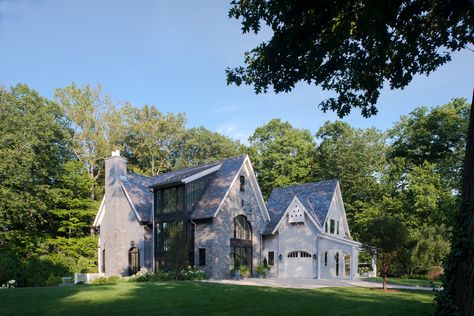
[284,251,313,278]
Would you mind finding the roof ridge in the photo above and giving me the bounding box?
[271,179,338,191]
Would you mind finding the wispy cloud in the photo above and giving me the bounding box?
[217,123,251,144]
[212,105,241,114]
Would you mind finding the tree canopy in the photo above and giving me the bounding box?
[227,0,473,117]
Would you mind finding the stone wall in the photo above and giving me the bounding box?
[194,160,268,279]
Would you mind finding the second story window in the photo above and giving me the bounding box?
[240,175,245,192]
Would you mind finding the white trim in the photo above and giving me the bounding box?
[211,160,245,218]
[182,164,222,183]
[93,196,106,227]
[120,182,143,222]
[271,196,320,234]
[335,182,351,239]
[319,233,362,247]
[245,158,271,221]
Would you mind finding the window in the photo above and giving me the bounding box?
[241,199,244,207]
[101,249,105,273]
[288,251,298,258]
[337,221,340,235]
[300,251,311,258]
[325,222,328,233]
[232,215,252,240]
[335,252,339,277]
[268,251,274,265]
[324,251,328,266]
[330,219,335,234]
[156,186,185,214]
[240,175,245,192]
[199,248,206,266]
[128,247,140,275]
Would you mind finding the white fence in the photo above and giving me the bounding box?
[74,273,104,284]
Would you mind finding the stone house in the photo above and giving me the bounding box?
[93,152,361,279]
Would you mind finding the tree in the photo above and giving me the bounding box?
[227,0,472,117]
[315,121,387,236]
[122,104,186,176]
[228,2,473,312]
[172,127,246,170]
[0,84,70,256]
[360,216,408,290]
[389,98,470,191]
[249,119,317,198]
[54,83,122,200]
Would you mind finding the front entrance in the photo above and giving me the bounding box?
[284,251,313,278]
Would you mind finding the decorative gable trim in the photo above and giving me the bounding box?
[272,196,321,234]
[120,182,144,223]
[182,164,222,183]
[93,196,106,227]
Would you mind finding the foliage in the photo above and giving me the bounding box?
[239,265,251,278]
[360,216,408,290]
[172,127,247,170]
[409,225,450,275]
[91,276,122,285]
[131,268,208,282]
[227,0,473,118]
[122,104,186,176]
[54,82,121,200]
[249,118,317,198]
[256,264,269,276]
[46,274,62,287]
[426,266,444,281]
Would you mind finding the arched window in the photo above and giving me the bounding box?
[232,215,252,240]
[128,247,140,275]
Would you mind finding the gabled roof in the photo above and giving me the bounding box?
[121,173,156,223]
[263,180,338,234]
[190,155,247,220]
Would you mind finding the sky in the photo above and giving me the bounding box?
[0,0,472,143]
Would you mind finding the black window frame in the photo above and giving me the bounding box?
[199,248,206,266]
[268,251,274,266]
[240,175,245,192]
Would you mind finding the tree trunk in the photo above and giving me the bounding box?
[383,273,387,291]
[440,89,474,315]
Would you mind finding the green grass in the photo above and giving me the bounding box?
[0,281,434,316]
[362,277,442,288]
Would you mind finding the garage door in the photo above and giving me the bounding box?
[284,251,313,278]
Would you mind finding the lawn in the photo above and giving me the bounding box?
[0,281,434,316]
[362,277,442,288]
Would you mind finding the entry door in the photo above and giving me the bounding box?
[284,251,313,278]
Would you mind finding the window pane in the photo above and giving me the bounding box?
[268,251,274,266]
[330,219,335,234]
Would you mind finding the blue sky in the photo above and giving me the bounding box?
[0,0,472,143]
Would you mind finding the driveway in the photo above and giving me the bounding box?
[208,278,434,291]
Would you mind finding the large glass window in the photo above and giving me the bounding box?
[186,174,214,211]
[232,215,252,240]
[156,186,184,214]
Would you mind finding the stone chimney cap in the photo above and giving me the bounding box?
[111,150,121,157]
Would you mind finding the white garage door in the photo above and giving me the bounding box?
[284,251,313,278]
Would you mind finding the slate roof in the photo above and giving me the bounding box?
[120,155,247,223]
[121,173,156,223]
[263,180,338,234]
[190,155,247,220]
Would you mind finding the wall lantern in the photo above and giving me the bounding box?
[130,240,135,248]
[313,254,317,260]
[278,254,282,261]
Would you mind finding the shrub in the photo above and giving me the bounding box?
[0,252,22,286]
[131,268,208,282]
[256,264,268,276]
[240,265,251,278]
[91,277,109,285]
[426,266,444,280]
[46,274,62,287]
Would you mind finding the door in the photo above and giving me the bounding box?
[284,251,313,278]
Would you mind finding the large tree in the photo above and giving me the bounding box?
[249,118,317,198]
[228,1,473,313]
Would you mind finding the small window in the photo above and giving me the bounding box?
[101,249,106,273]
[199,248,206,266]
[330,219,335,234]
[241,199,244,207]
[300,251,311,258]
[337,221,340,235]
[240,175,245,192]
[324,251,328,266]
[288,251,298,258]
[268,251,274,265]
[325,222,328,233]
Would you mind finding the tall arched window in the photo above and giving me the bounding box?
[230,215,252,271]
[128,247,140,275]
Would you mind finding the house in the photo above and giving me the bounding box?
[93,151,361,279]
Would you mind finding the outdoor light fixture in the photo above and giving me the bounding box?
[313,254,317,260]
[247,210,254,222]
[130,240,135,247]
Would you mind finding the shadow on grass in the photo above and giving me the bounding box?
[0,281,434,316]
